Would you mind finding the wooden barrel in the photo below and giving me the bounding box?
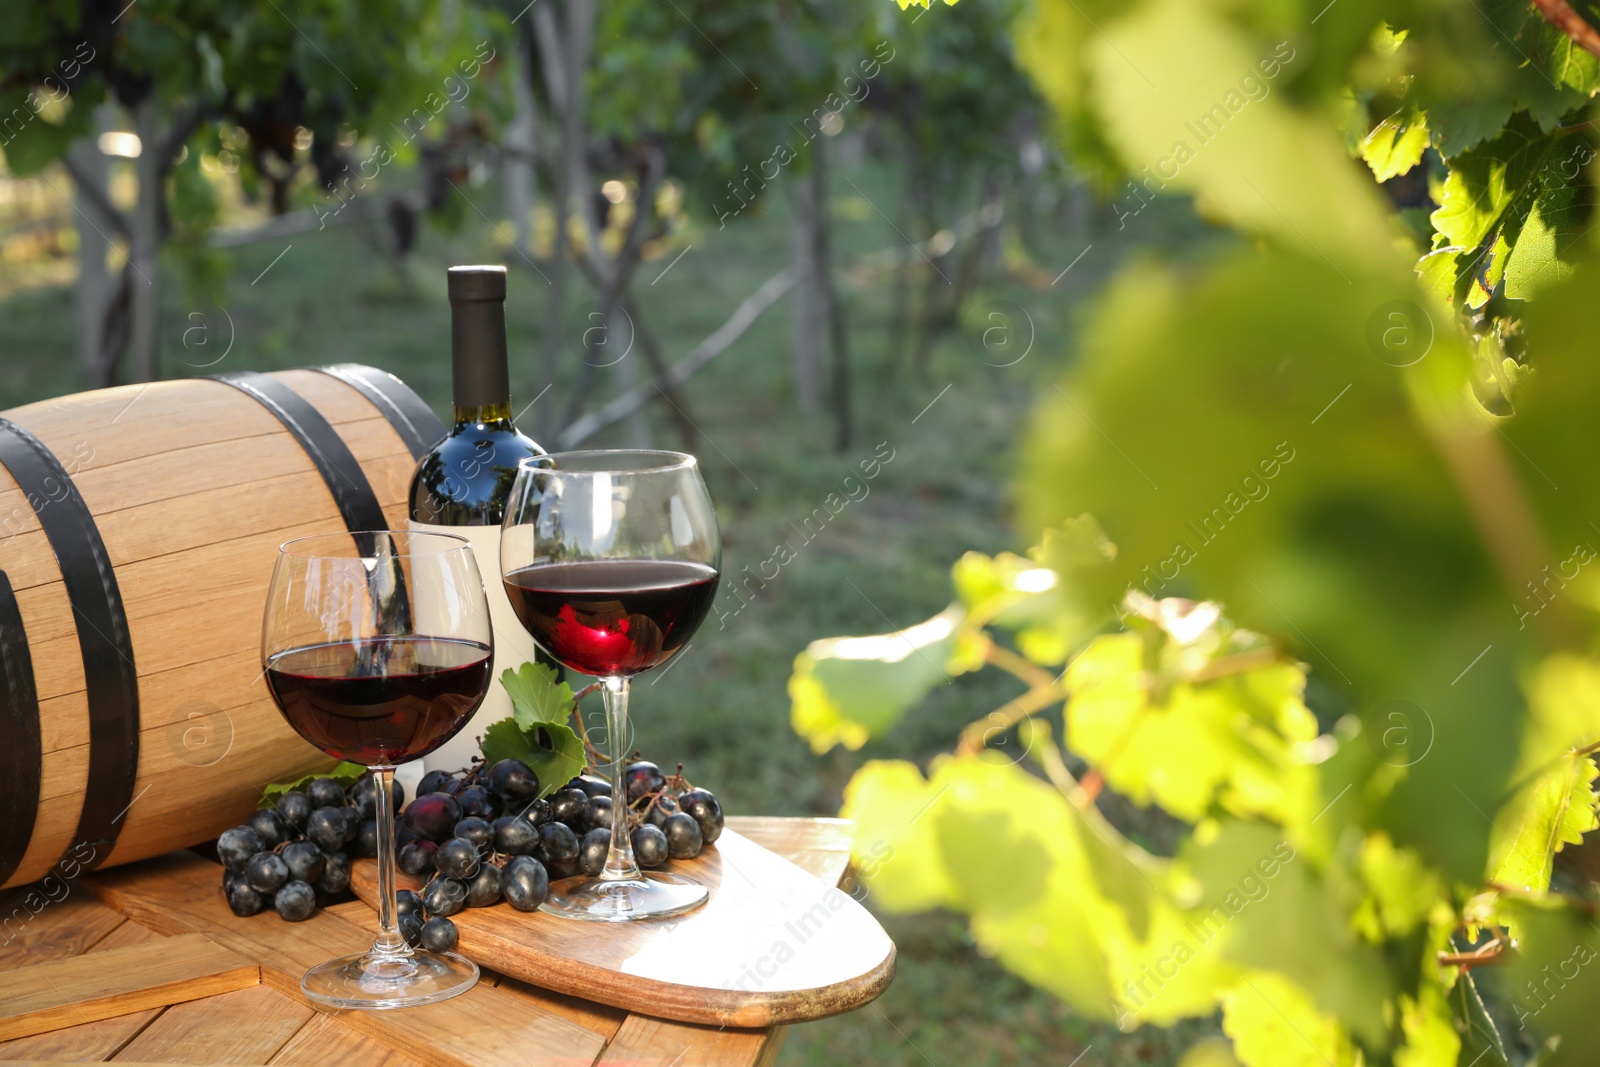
[0,365,444,890]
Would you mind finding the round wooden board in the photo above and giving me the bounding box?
[350,828,895,1027]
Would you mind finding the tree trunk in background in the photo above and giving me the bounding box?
[531,4,572,405]
[884,154,917,376]
[811,136,852,451]
[125,98,163,383]
[504,27,539,268]
[69,125,117,388]
[788,171,823,413]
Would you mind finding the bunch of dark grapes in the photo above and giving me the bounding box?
[216,771,399,924]
[395,756,724,925]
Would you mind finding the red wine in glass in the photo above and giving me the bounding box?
[503,559,719,677]
[266,636,493,764]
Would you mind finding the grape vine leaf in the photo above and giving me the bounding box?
[500,663,577,731]
[789,604,969,753]
[1453,970,1510,1067]
[1493,754,1599,892]
[1064,633,1317,823]
[260,762,366,807]
[1219,971,1360,1067]
[1362,108,1430,182]
[838,760,957,912]
[480,719,587,801]
[1428,112,1591,306]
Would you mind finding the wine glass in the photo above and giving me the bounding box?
[501,451,721,921]
[262,530,492,1008]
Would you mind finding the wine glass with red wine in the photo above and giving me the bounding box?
[501,451,720,921]
[262,530,492,1007]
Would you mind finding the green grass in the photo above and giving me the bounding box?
[0,161,1219,1065]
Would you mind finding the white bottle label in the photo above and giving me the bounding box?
[408,518,546,774]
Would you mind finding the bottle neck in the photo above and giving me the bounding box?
[450,297,512,412]
[452,402,515,430]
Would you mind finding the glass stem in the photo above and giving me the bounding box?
[600,676,642,882]
[370,766,411,960]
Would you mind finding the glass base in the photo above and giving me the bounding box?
[300,948,479,1009]
[542,871,709,922]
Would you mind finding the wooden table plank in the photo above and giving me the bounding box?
[114,985,311,1064]
[594,1016,773,1067]
[84,854,608,1067]
[0,934,259,1041]
[0,919,169,1060]
[0,892,129,968]
[269,1013,426,1067]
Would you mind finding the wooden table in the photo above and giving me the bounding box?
[0,817,854,1067]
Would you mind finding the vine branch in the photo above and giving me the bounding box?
[1532,0,1600,61]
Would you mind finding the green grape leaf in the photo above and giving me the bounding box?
[1427,96,1516,158]
[479,719,587,800]
[1393,979,1460,1067]
[789,604,969,753]
[1493,755,1599,891]
[1064,633,1317,823]
[260,761,366,807]
[1219,972,1361,1067]
[1429,113,1591,305]
[839,760,958,912]
[1086,0,1396,271]
[1454,971,1510,1067]
[1356,833,1443,939]
[951,518,1114,666]
[1362,108,1430,181]
[500,662,577,731]
[1186,821,1390,1048]
[1177,1041,1242,1067]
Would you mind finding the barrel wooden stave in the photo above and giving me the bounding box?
[0,368,430,889]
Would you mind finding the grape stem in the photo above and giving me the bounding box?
[1437,939,1508,971]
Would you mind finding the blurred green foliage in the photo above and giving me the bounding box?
[791,1,1600,1064]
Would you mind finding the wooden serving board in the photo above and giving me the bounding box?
[350,827,895,1028]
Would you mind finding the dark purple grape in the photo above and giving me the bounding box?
[339,806,363,844]
[574,774,613,798]
[662,812,704,859]
[456,785,500,819]
[625,761,665,803]
[306,807,346,852]
[420,915,459,951]
[274,880,316,921]
[306,777,345,809]
[224,874,267,917]
[453,816,493,853]
[630,825,668,868]
[679,788,723,844]
[435,838,481,880]
[399,913,424,946]
[316,852,351,895]
[245,809,289,849]
[547,855,581,880]
[465,861,502,907]
[417,769,456,797]
[352,773,405,818]
[538,822,580,865]
[488,759,540,802]
[398,840,438,876]
[501,856,548,911]
[397,824,418,849]
[246,851,289,893]
[518,798,554,826]
[494,815,539,856]
[645,794,681,829]
[396,888,423,919]
[551,788,588,829]
[351,819,379,859]
[578,828,609,876]
[282,841,326,884]
[422,875,467,917]
[275,790,313,831]
[404,793,462,842]
[217,827,265,872]
[585,795,614,833]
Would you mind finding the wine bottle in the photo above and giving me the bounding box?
[408,265,548,774]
